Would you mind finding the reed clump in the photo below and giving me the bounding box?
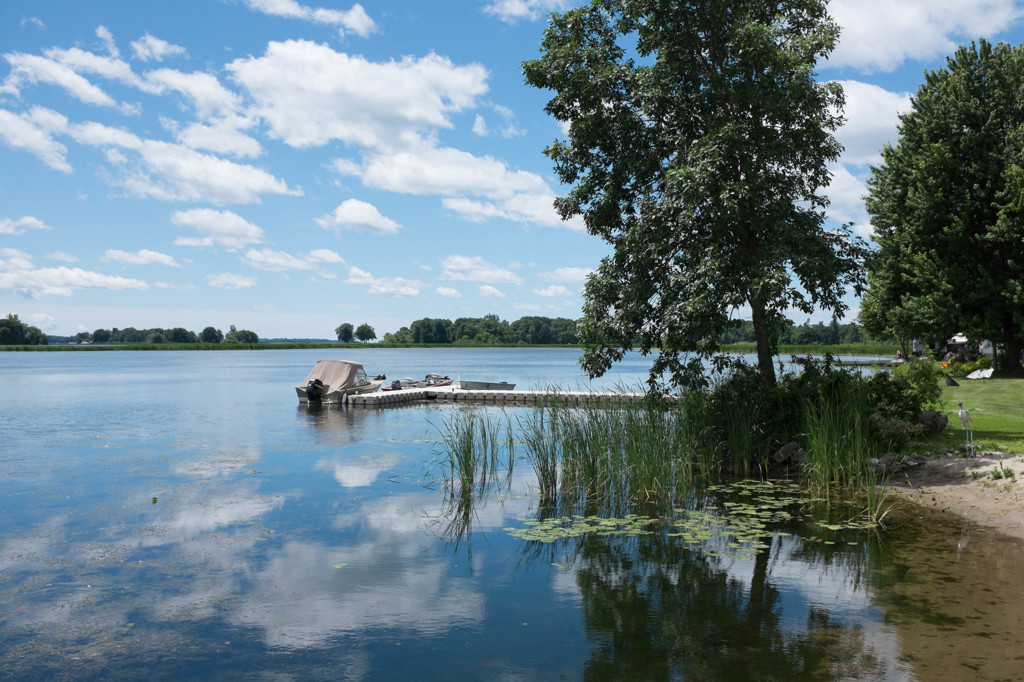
[435,356,941,524]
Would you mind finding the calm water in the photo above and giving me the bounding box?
[1,348,1022,681]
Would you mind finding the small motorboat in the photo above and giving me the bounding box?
[296,360,385,404]
[458,380,515,391]
[382,373,454,391]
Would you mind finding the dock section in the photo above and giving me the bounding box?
[347,386,659,407]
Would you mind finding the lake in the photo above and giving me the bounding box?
[1,348,1022,680]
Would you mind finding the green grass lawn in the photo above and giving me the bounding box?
[928,377,1024,455]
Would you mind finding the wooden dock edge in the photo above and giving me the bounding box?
[347,387,676,407]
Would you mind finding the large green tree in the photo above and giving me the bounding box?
[335,323,354,343]
[355,323,376,343]
[0,314,48,345]
[524,0,866,389]
[865,39,1024,372]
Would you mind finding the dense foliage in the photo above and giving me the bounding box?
[69,324,258,344]
[864,39,1024,372]
[0,314,48,345]
[524,0,866,389]
[382,315,579,345]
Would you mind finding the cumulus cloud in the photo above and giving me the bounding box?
[46,251,78,262]
[130,33,188,62]
[241,248,343,274]
[0,248,148,297]
[484,0,573,23]
[104,248,181,267]
[69,121,299,204]
[335,144,580,230]
[346,266,421,296]
[239,0,376,38]
[227,40,488,149]
[539,267,591,283]
[207,272,257,289]
[0,107,71,172]
[532,285,573,297]
[315,199,401,234]
[435,286,462,298]
[834,81,911,166]
[308,248,345,264]
[171,208,265,250]
[825,164,873,238]
[143,68,241,119]
[0,215,52,235]
[479,285,505,298]
[439,255,522,284]
[828,0,1024,73]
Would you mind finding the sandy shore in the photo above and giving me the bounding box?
[886,451,1024,540]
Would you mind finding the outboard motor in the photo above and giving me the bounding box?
[305,378,325,403]
[390,379,403,391]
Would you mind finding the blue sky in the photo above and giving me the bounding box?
[2,0,1023,339]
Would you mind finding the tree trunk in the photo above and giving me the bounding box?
[749,299,778,388]
[1003,323,1022,374]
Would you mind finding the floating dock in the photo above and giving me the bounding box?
[347,386,659,407]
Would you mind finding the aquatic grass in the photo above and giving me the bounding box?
[436,408,515,498]
[801,381,879,497]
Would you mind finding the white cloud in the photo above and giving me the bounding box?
[439,255,522,284]
[828,0,1024,73]
[95,25,119,57]
[484,0,573,23]
[346,266,422,296]
[532,285,572,297]
[539,267,591,283]
[315,199,401,234]
[143,68,241,119]
[834,81,911,166]
[0,248,148,297]
[240,0,376,38]
[344,145,546,198]
[472,114,488,136]
[435,286,462,298]
[69,121,299,204]
[46,251,78,262]
[479,285,505,298]
[207,272,257,289]
[21,17,46,30]
[336,144,580,229]
[0,216,52,235]
[242,248,317,272]
[173,118,262,158]
[308,249,345,265]
[1,52,119,106]
[104,248,180,267]
[826,164,872,238]
[171,208,265,250]
[227,40,488,149]
[0,107,71,172]
[514,302,541,311]
[130,33,188,62]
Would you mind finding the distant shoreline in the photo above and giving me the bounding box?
[1,342,899,355]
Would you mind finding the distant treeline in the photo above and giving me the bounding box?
[382,315,879,347]
[55,324,259,345]
[720,319,878,346]
[382,315,580,345]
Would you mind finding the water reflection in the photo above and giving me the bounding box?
[2,350,1023,680]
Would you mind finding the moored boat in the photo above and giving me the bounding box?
[382,373,454,391]
[296,360,385,404]
[459,380,515,391]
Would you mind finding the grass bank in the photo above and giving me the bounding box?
[929,378,1024,455]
